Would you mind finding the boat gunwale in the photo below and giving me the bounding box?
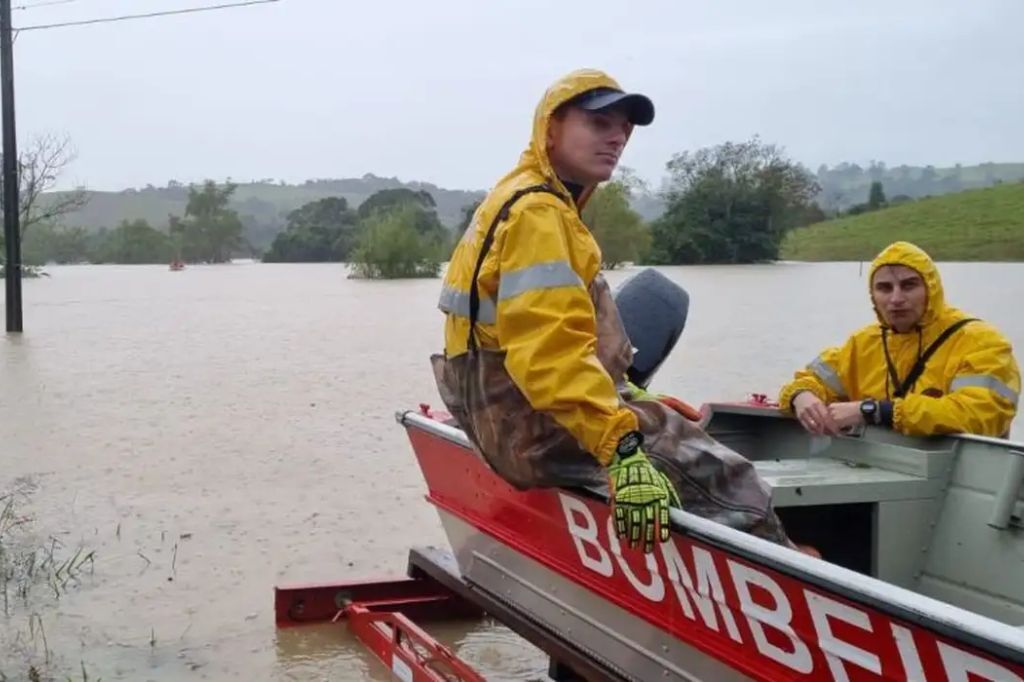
[952,431,1024,449]
[397,409,1024,666]
[702,402,1024,450]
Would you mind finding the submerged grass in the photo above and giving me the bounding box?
[0,482,100,682]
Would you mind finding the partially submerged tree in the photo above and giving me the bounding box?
[350,204,442,279]
[168,181,244,263]
[0,134,89,276]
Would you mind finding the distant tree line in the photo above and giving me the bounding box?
[814,161,1023,212]
[18,183,454,278]
[80,173,483,253]
[17,180,246,266]
[23,220,172,265]
[257,138,831,271]
[7,138,921,274]
[837,180,906,217]
[12,132,1023,277]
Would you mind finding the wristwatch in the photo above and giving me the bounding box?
[616,430,644,458]
[859,399,880,425]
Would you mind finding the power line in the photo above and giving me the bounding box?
[14,0,80,10]
[15,0,278,31]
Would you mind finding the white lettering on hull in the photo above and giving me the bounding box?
[659,530,740,640]
[730,561,813,673]
[606,516,665,602]
[891,624,926,680]
[560,494,613,577]
[555,492,1019,682]
[805,590,882,680]
[938,642,1024,682]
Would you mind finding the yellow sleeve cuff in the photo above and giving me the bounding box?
[778,380,828,415]
[594,411,639,467]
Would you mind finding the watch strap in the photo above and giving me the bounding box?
[616,430,644,458]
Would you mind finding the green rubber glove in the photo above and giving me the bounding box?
[607,434,681,554]
[624,381,656,401]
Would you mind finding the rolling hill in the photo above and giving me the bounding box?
[781,182,1024,262]
[37,161,1024,254]
[49,175,485,251]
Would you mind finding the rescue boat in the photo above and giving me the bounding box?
[275,270,1024,680]
[393,401,1024,681]
[275,403,1024,681]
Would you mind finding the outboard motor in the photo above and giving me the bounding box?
[613,268,689,389]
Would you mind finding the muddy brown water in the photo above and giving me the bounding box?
[2,261,1021,680]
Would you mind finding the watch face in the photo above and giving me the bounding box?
[861,401,876,414]
[617,431,643,456]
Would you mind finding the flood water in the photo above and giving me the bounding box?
[2,261,1022,680]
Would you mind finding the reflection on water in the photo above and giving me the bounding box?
[1,261,1021,679]
[273,618,548,681]
[274,623,382,680]
[435,618,550,681]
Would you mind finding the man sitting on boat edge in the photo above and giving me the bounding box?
[431,68,809,556]
[780,241,1020,439]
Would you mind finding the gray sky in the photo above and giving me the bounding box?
[13,0,1024,192]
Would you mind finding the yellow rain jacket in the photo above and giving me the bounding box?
[779,242,1020,437]
[439,69,638,466]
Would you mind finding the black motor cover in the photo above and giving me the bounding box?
[613,269,689,389]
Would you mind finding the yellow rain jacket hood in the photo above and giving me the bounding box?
[439,69,641,465]
[780,241,1020,437]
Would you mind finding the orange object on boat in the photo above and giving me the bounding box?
[657,394,702,421]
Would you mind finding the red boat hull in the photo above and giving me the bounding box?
[402,411,1024,682]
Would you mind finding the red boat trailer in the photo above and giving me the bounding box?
[275,550,485,681]
[275,546,627,681]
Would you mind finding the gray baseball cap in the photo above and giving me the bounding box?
[567,87,655,126]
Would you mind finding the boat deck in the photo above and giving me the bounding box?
[755,457,935,507]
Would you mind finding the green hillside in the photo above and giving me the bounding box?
[812,162,1024,211]
[35,161,1024,255]
[46,175,486,251]
[781,182,1024,262]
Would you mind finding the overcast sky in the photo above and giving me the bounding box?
[12,0,1024,192]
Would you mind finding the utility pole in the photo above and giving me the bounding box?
[0,0,278,334]
[1,0,21,333]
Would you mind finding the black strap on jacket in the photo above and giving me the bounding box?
[466,184,568,349]
[882,318,978,398]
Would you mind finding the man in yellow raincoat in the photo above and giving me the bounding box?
[780,241,1020,438]
[432,69,796,555]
